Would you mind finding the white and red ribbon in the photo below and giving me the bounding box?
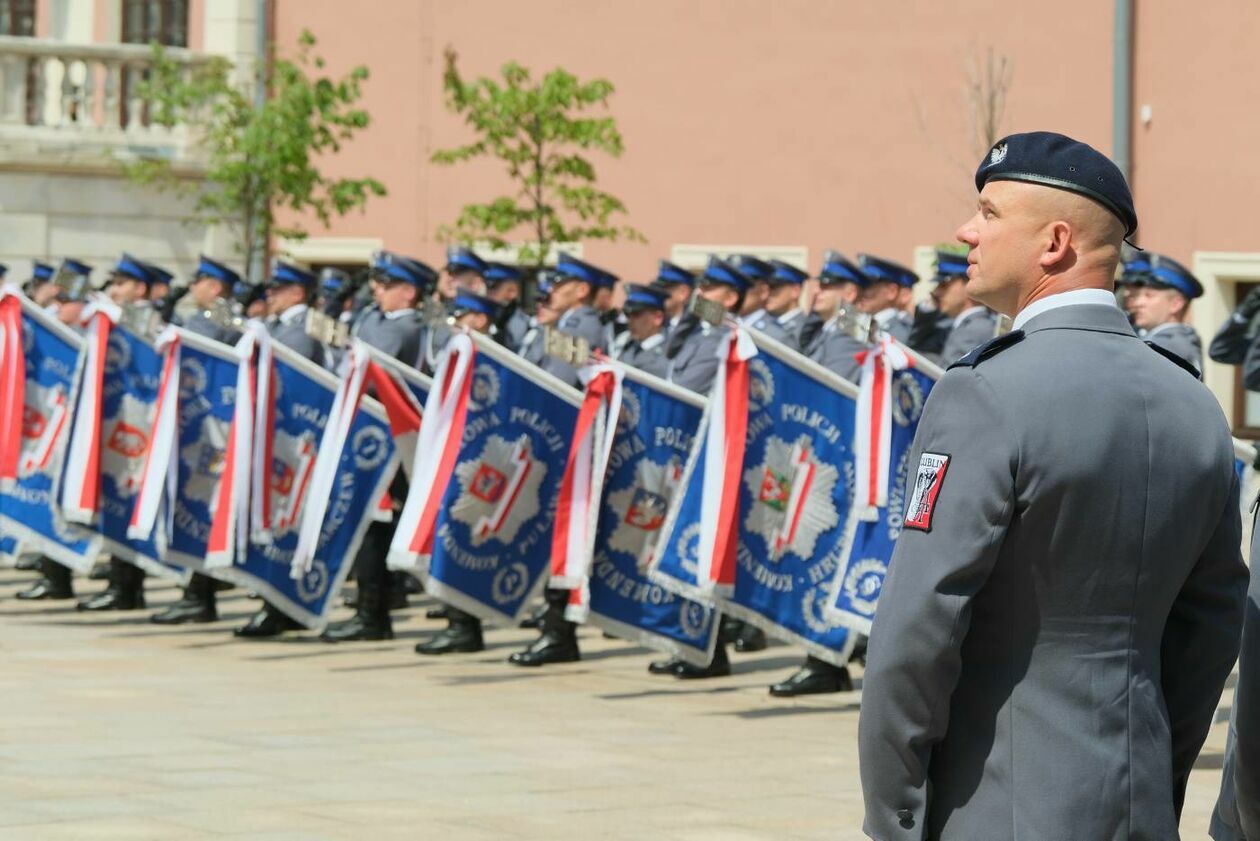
[0,286,27,485]
[290,341,371,579]
[854,335,914,521]
[387,333,475,571]
[695,327,757,597]
[59,296,122,524]
[550,364,622,592]
[205,326,261,568]
[126,327,181,553]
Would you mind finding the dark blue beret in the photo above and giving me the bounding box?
[933,250,970,282]
[655,260,696,288]
[732,255,774,282]
[1130,252,1202,300]
[858,254,918,288]
[701,257,749,293]
[976,131,1138,237]
[768,259,808,286]
[623,283,668,313]
[818,250,868,286]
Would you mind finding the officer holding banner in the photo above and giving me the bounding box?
[748,260,808,348]
[855,254,916,342]
[802,250,869,383]
[664,257,743,395]
[858,131,1247,840]
[234,261,328,639]
[483,262,529,351]
[510,254,612,667]
[653,260,696,339]
[323,251,435,643]
[613,283,671,379]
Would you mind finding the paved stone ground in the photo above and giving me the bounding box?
[0,568,1229,840]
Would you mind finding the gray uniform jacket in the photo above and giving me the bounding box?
[875,309,912,344]
[805,317,866,385]
[179,310,242,346]
[517,318,545,368]
[1212,529,1260,841]
[1211,312,1253,364]
[615,331,670,379]
[939,307,999,366]
[538,305,606,388]
[1144,321,1203,373]
[749,309,806,351]
[354,307,424,366]
[266,304,325,367]
[499,306,530,353]
[665,314,726,395]
[859,303,1248,841]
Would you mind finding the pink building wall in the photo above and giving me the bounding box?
[272,1,1251,279]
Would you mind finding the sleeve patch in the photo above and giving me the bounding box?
[904,452,950,532]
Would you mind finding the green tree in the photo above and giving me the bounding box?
[120,31,385,275]
[432,48,644,268]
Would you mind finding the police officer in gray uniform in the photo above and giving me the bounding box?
[1213,533,1260,841]
[664,257,746,396]
[234,261,328,638]
[745,260,808,349]
[855,254,916,343]
[516,271,560,369]
[483,262,530,351]
[732,254,775,330]
[423,246,488,372]
[322,251,435,643]
[859,131,1247,841]
[613,283,671,379]
[802,251,870,384]
[1125,252,1205,372]
[509,254,613,667]
[931,249,1000,365]
[653,260,696,340]
[146,256,244,624]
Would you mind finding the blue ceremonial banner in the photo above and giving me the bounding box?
[583,367,719,666]
[653,331,863,666]
[213,342,397,629]
[0,299,101,571]
[165,332,241,572]
[418,333,581,625]
[826,351,941,634]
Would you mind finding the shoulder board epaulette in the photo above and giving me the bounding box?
[948,329,1025,370]
[1146,341,1201,379]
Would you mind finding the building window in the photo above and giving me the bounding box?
[0,0,35,36]
[121,0,189,47]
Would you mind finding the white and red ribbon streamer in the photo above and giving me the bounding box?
[386,333,475,571]
[205,325,261,568]
[854,335,914,522]
[695,327,757,597]
[126,327,181,553]
[60,297,122,524]
[0,286,27,485]
[550,364,622,592]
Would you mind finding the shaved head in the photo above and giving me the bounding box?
[956,180,1126,317]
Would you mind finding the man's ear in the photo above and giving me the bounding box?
[1039,220,1074,270]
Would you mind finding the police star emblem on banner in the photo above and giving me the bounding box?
[178,416,230,506]
[743,434,840,560]
[606,455,684,571]
[451,433,545,547]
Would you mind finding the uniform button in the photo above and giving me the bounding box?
[896,809,915,829]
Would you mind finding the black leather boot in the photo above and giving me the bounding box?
[674,642,732,680]
[77,560,145,611]
[509,590,579,666]
[648,657,684,675]
[17,558,74,600]
[234,602,302,638]
[320,585,394,642]
[415,609,484,655]
[733,622,767,653]
[769,655,853,697]
[517,602,547,630]
[151,573,218,624]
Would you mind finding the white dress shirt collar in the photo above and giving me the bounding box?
[1012,288,1118,331]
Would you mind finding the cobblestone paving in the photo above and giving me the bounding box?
[0,569,1229,840]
